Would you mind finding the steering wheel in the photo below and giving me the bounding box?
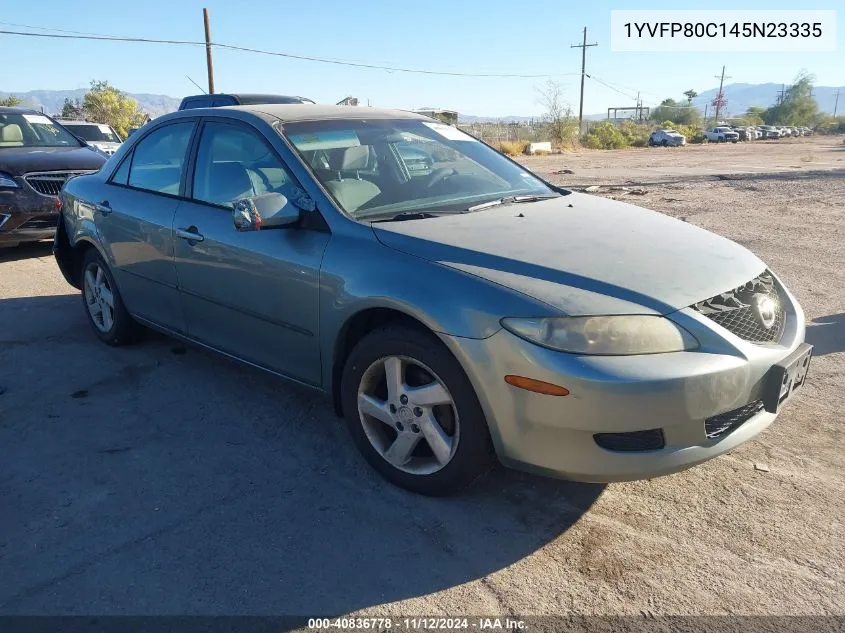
[426,167,458,189]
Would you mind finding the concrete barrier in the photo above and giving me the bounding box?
[527,142,552,155]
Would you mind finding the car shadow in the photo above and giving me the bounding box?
[0,294,605,615]
[805,313,845,357]
[0,240,54,262]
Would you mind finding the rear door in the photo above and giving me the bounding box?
[172,118,330,385]
[97,120,197,332]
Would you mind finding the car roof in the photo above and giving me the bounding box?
[181,93,313,104]
[0,106,42,115]
[177,104,430,123]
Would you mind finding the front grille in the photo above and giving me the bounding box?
[594,429,665,452]
[692,270,786,344]
[24,171,93,197]
[705,400,764,439]
[20,216,59,230]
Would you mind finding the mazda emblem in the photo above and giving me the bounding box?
[751,294,777,329]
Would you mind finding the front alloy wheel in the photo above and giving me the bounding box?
[341,324,493,495]
[357,355,459,475]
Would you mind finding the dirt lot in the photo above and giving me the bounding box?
[1,137,843,620]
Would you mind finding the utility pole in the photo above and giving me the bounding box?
[203,8,215,94]
[713,65,731,125]
[776,84,786,105]
[571,27,598,133]
[834,89,840,118]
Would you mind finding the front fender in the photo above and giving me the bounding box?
[317,229,557,389]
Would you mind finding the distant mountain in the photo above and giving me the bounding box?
[666,83,843,117]
[0,89,181,118]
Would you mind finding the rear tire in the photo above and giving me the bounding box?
[80,249,140,346]
[341,323,493,496]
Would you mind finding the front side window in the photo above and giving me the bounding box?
[192,121,302,208]
[282,119,557,219]
[126,122,195,195]
[0,113,82,148]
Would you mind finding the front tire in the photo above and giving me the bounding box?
[81,249,140,346]
[341,323,493,496]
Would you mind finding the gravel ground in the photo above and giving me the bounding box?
[0,138,843,620]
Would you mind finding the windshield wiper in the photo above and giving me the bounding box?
[370,211,455,223]
[466,194,560,213]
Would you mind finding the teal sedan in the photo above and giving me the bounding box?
[54,105,810,495]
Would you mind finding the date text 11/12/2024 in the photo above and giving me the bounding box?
[308,617,527,630]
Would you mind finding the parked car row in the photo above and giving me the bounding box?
[649,123,816,148]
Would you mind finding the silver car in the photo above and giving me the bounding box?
[54,105,812,495]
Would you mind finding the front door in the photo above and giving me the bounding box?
[97,120,197,332]
[173,120,330,385]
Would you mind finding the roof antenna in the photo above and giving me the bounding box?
[186,75,207,94]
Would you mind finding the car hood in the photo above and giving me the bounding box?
[372,194,766,316]
[0,146,106,175]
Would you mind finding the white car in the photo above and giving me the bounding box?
[57,120,123,156]
[704,127,739,143]
[648,129,686,147]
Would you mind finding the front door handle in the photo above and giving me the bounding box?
[176,226,204,242]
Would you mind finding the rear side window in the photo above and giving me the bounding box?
[126,122,195,195]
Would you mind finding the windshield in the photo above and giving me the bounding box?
[282,118,557,219]
[0,113,82,148]
[63,123,121,143]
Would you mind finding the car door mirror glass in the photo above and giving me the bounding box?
[233,192,299,232]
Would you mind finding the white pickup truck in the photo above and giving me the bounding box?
[704,127,740,143]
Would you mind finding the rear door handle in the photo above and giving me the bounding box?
[94,200,112,215]
[175,226,204,242]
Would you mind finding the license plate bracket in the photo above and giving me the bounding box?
[762,343,813,413]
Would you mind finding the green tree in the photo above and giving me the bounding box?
[60,97,85,119]
[0,94,23,107]
[683,89,698,105]
[82,80,147,138]
[764,71,819,126]
[650,98,700,126]
[741,106,767,126]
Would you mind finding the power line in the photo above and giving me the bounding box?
[0,28,579,79]
[586,75,636,100]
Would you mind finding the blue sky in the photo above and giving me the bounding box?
[2,0,842,116]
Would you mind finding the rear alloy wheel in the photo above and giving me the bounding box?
[81,249,139,345]
[341,324,493,495]
[661,139,668,147]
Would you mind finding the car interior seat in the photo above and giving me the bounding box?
[323,146,381,212]
[0,124,24,147]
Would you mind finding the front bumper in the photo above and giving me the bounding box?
[441,287,806,483]
[0,185,59,246]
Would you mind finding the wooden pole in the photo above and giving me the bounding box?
[203,8,215,94]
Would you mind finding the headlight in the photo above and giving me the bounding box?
[0,172,19,188]
[501,316,699,355]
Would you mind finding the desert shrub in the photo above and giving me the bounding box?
[583,122,627,149]
[618,120,651,147]
[496,140,530,155]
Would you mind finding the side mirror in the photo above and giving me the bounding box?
[233,192,300,232]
